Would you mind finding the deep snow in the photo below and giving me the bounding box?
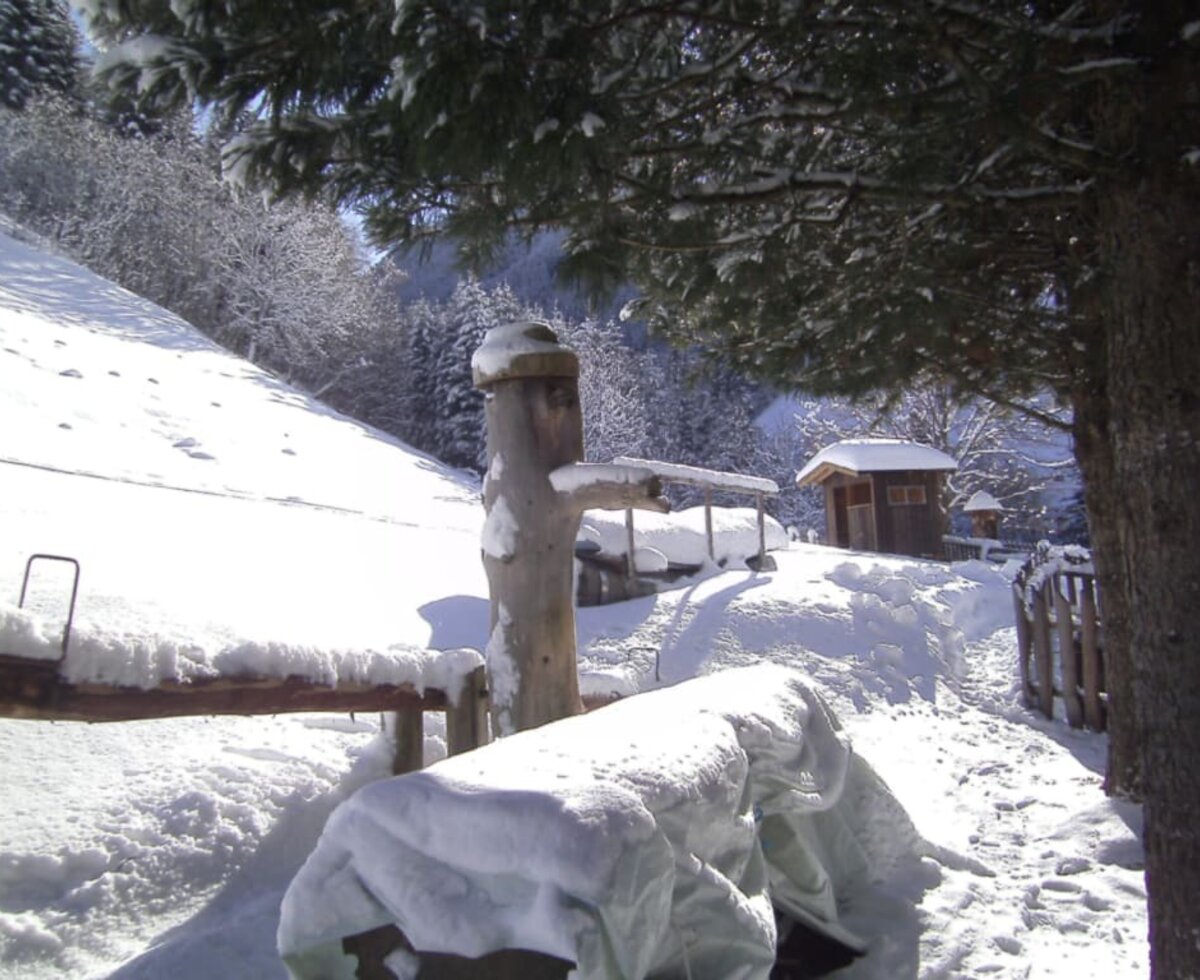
[0,227,1147,978]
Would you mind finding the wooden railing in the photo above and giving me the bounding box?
[1012,555,1105,731]
[0,652,491,773]
[611,457,780,573]
[942,535,1028,563]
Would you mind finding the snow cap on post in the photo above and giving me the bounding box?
[471,321,579,388]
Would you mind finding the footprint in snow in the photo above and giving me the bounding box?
[59,368,82,378]
[281,448,297,456]
[173,437,199,449]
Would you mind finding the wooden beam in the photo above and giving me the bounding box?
[613,456,779,496]
[1080,579,1105,731]
[392,707,424,775]
[1012,587,1035,708]
[704,486,714,561]
[625,507,636,581]
[0,657,446,723]
[1031,590,1055,719]
[1053,584,1084,728]
[445,666,489,755]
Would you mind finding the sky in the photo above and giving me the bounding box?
[0,223,1147,979]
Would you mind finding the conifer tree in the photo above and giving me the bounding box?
[0,0,80,110]
[84,3,1200,972]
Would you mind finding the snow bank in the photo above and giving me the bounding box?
[579,505,787,568]
[278,665,920,979]
[0,600,483,695]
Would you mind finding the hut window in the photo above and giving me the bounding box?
[887,485,927,506]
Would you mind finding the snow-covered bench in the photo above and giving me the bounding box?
[278,665,919,979]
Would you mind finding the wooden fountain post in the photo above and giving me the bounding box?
[473,322,667,735]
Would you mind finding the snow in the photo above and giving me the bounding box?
[613,455,780,495]
[579,506,787,568]
[963,490,1004,513]
[548,461,656,495]
[278,666,911,979]
[797,438,959,486]
[0,225,1147,979]
[469,319,576,385]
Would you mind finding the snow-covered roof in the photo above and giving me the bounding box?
[796,438,958,486]
[963,490,1004,513]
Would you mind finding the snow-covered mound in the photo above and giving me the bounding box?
[280,667,920,979]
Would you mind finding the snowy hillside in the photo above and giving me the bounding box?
[0,228,1146,979]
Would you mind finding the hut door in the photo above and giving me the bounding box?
[846,481,876,551]
[832,486,850,547]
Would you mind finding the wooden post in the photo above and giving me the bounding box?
[392,707,423,775]
[704,486,714,561]
[625,507,636,581]
[473,322,667,736]
[445,665,489,755]
[756,491,766,568]
[1013,586,1035,708]
[1031,588,1055,719]
[1080,578,1105,731]
[1053,581,1084,728]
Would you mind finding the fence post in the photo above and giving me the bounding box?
[1031,588,1055,719]
[625,507,636,581]
[756,491,766,568]
[445,665,489,755]
[704,486,714,561]
[392,708,424,774]
[1013,586,1035,707]
[1053,581,1084,728]
[1080,578,1105,731]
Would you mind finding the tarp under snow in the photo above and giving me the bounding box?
[277,665,918,979]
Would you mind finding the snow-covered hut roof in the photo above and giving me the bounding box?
[795,438,958,487]
[963,490,1004,513]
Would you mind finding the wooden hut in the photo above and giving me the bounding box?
[963,489,1003,539]
[796,439,958,558]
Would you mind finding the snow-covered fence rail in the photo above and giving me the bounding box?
[0,654,490,771]
[0,575,491,772]
[942,535,1026,563]
[611,456,780,573]
[1012,545,1105,731]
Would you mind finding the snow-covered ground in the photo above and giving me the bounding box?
[0,227,1147,978]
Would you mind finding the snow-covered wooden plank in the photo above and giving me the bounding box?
[612,456,779,495]
[0,657,448,722]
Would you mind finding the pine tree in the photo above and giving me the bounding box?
[85,3,1200,972]
[428,279,530,471]
[0,0,80,110]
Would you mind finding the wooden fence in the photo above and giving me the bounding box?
[0,652,491,773]
[1012,567,1106,731]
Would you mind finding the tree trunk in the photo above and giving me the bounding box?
[1070,386,1140,798]
[1095,6,1200,973]
[481,375,587,736]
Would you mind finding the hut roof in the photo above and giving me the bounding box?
[963,490,1004,513]
[796,438,958,487]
